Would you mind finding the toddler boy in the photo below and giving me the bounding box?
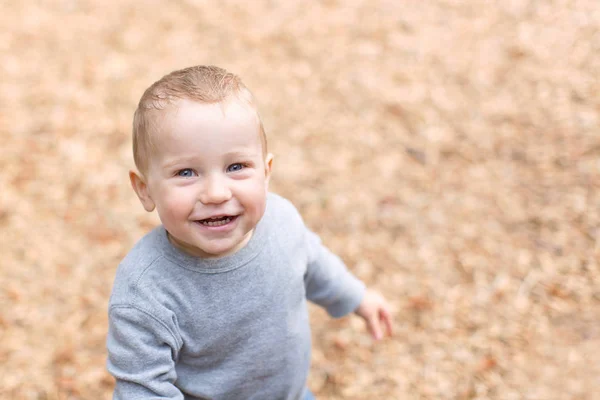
[106,65,393,400]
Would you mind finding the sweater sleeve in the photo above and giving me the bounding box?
[303,229,366,318]
[107,305,184,399]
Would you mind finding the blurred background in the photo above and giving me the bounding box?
[1,0,599,399]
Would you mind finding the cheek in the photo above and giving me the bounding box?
[235,180,268,214]
[155,187,196,219]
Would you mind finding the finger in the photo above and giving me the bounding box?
[369,315,383,341]
[379,307,394,337]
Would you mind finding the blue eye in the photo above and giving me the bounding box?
[177,169,196,177]
[227,163,244,172]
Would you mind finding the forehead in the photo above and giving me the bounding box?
[164,98,257,136]
[149,99,262,156]
[172,97,257,128]
[185,97,255,121]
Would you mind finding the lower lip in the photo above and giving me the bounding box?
[195,216,239,232]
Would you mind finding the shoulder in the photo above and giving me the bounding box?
[265,192,304,224]
[261,192,309,246]
[109,226,170,306]
[116,226,167,278]
[108,227,184,341]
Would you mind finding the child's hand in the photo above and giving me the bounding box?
[354,289,394,341]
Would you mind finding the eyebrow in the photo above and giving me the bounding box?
[160,156,198,170]
[224,149,261,158]
[160,150,261,169]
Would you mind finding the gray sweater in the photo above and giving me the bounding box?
[107,193,366,400]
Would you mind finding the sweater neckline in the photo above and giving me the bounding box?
[156,210,269,274]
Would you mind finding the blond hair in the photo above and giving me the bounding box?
[132,65,267,174]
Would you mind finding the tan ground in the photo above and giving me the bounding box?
[1,1,599,399]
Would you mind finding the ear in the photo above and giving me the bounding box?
[129,170,156,212]
[264,153,274,187]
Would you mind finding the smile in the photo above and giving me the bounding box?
[197,215,237,227]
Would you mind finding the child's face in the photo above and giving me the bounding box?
[133,98,273,258]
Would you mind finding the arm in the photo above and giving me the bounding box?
[303,229,366,318]
[304,229,394,340]
[107,306,184,399]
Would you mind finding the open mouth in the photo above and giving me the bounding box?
[197,215,237,227]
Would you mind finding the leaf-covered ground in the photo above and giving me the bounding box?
[1,1,599,399]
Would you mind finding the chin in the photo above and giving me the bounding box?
[201,241,240,258]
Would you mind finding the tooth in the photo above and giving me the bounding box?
[199,216,233,226]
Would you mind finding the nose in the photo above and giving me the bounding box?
[199,173,232,205]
